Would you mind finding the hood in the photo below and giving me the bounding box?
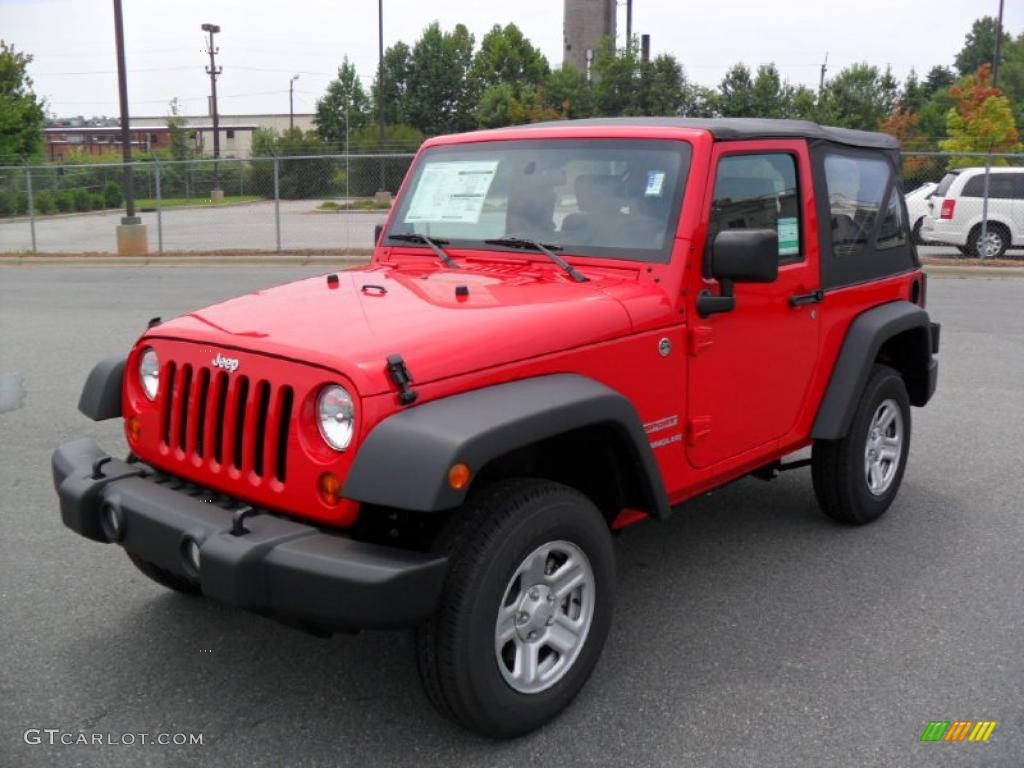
[145,261,642,395]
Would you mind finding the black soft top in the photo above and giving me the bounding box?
[520,117,898,150]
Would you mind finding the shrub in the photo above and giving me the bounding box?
[55,190,74,213]
[89,192,106,211]
[71,187,91,211]
[0,190,15,216]
[34,190,56,214]
[102,180,124,208]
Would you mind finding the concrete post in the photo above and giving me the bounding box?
[273,156,281,252]
[25,165,36,253]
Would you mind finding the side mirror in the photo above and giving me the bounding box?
[374,223,383,246]
[697,229,779,317]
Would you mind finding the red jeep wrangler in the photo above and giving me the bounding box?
[53,118,939,737]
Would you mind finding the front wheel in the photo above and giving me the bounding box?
[812,365,911,525]
[416,478,614,738]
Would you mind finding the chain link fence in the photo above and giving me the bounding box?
[2,150,1022,256]
[0,153,414,254]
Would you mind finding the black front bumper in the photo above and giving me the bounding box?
[52,438,447,631]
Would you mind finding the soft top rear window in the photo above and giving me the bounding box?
[387,139,692,263]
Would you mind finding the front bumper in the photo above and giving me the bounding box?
[52,438,447,631]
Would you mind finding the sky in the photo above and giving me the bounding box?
[1,0,1020,120]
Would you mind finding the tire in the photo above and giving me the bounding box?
[912,218,924,245]
[416,478,615,738]
[126,552,201,595]
[811,365,911,525]
[968,223,1009,259]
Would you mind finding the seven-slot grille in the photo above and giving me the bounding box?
[160,362,294,484]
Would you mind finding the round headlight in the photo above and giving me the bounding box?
[317,385,355,451]
[139,348,159,400]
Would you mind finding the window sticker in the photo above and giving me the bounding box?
[644,170,666,197]
[404,161,499,224]
[777,216,799,256]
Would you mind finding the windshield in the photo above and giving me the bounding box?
[387,139,692,263]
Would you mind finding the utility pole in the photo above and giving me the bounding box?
[818,52,828,94]
[626,0,633,49]
[202,23,223,198]
[377,0,386,194]
[112,0,147,254]
[289,74,299,130]
[992,0,1005,88]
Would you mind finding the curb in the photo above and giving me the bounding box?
[923,264,1024,278]
[0,252,373,267]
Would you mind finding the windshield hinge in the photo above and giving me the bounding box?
[386,354,419,406]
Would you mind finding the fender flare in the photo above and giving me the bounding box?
[78,355,126,421]
[812,301,935,440]
[343,374,671,518]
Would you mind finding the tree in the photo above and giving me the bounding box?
[939,64,1021,162]
[0,41,46,162]
[315,58,370,148]
[922,65,956,98]
[475,83,558,128]
[372,42,412,126]
[715,62,811,119]
[635,54,687,116]
[166,98,192,160]
[470,23,549,95]
[249,127,336,198]
[405,22,476,136]
[542,65,594,118]
[955,16,1011,76]
[716,63,755,116]
[816,63,898,130]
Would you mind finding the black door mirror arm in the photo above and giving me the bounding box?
[696,278,736,317]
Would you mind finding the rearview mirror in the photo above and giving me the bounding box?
[697,229,779,317]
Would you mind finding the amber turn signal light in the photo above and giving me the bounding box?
[318,472,342,506]
[448,463,471,490]
[126,415,142,442]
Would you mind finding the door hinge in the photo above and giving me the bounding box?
[688,326,713,357]
[687,416,712,445]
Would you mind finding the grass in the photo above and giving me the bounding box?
[135,195,261,209]
[317,198,393,212]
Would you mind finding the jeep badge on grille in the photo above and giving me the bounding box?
[212,353,240,372]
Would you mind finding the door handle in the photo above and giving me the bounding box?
[789,289,824,307]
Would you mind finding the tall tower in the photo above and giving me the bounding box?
[563,0,617,72]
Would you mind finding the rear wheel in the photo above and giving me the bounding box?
[968,223,1009,259]
[126,552,200,594]
[812,365,911,525]
[416,478,614,738]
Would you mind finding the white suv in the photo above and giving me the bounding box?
[921,167,1023,258]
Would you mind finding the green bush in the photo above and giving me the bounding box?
[102,180,124,208]
[55,190,74,212]
[0,190,15,216]
[34,190,56,214]
[89,192,106,211]
[72,187,91,211]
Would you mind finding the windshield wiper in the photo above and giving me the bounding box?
[386,233,460,269]
[482,236,588,283]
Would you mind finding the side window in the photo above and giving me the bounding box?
[823,154,891,258]
[875,188,907,250]
[710,153,801,261]
[962,174,1016,198]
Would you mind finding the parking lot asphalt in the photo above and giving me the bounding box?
[1,266,1021,767]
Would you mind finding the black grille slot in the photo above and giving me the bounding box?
[177,364,193,451]
[276,386,294,483]
[161,362,177,446]
[194,368,211,457]
[232,376,250,470]
[252,380,271,477]
[213,371,228,464]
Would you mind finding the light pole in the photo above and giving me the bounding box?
[978,0,1006,258]
[112,0,148,254]
[345,97,350,203]
[202,22,222,199]
[377,0,385,193]
[289,74,299,130]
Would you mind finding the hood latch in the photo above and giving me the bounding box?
[386,354,419,406]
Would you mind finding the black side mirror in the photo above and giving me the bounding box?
[374,224,383,246]
[697,229,779,317]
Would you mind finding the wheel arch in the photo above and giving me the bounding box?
[343,374,671,521]
[812,301,937,440]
